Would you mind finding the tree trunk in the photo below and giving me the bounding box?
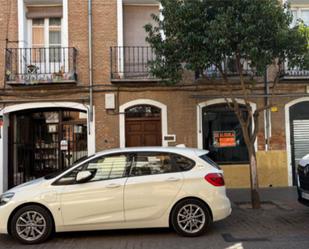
[248,146,261,209]
[235,108,261,209]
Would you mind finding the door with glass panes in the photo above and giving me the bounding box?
[30,17,63,76]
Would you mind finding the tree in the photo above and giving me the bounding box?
[145,0,309,208]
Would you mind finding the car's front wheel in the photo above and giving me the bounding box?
[10,205,53,244]
[171,199,212,237]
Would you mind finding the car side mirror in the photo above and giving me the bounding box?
[76,170,96,183]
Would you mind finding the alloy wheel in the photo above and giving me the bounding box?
[15,211,47,242]
[176,204,206,234]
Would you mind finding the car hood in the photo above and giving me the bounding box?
[299,154,309,167]
[8,177,47,193]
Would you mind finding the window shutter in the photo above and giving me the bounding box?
[26,6,63,19]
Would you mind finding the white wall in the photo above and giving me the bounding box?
[123,5,159,46]
[0,115,9,194]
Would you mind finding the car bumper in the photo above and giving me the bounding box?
[297,187,309,207]
[211,195,232,222]
[0,202,15,234]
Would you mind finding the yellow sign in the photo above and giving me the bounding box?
[271,106,278,112]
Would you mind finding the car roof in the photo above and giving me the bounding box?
[93,147,208,158]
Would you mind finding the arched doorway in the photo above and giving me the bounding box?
[197,99,257,164]
[285,99,309,186]
[119,99,168,148]
[0,102,96,191]
[8,108,88,187]
[125,105,162,147]
[201,104,249,164]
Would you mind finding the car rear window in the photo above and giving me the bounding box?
[172,154,195,171]
[199,154,221,170]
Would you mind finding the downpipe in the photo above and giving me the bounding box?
[264,67,270,151]
[88,0,93,122]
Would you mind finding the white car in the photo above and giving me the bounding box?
[297,154,309,206]
[0,147,231,244]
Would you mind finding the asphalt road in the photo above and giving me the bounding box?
[0,187,309,249]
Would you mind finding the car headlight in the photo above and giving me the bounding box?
[0,192,15,206]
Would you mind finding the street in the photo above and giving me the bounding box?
[0,187,308,249]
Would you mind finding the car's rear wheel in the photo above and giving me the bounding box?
[171,199,211,237]
[10,205,53,244]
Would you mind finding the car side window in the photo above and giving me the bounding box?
[130,152,177,176]
[172,154,195,171]
[54,153,131,185]
[85,154,131,182]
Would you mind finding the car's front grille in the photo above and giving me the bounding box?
[298,166,309,191]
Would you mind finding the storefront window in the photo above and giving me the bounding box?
[202,104,249,164]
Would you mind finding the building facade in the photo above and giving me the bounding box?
[0,0,308,193]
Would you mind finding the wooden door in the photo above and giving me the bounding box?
[125,117,161,147]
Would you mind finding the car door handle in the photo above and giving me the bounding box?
[166,177,180,182]
[106,183,121,189]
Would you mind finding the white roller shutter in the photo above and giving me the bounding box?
[292,120,309,165]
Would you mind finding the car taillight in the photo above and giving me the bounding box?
[204,173,225,186]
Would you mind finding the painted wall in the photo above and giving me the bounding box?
[222,150,288,188]
[123,5,159,46]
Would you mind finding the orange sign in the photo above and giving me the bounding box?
[213,131,236,148]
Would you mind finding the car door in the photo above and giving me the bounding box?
[57,153,131,227]
[124,152,184,222]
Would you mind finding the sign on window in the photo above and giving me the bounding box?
[213,131,236,148]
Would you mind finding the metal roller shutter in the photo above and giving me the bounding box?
[292,120,309,166]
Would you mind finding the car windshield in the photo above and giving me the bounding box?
[44,155,93,180]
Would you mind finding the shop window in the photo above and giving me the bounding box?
[202,104,249,164]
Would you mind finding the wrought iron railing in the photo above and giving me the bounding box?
[110,46,157,81]
[202,58,255,79]
[280,62,309,79]
[110,47,256,81]
[5,47,77,85]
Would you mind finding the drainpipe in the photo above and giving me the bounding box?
[88,0,93,122]
[264,67,270,151]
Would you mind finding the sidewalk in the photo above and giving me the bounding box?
[227,187,298,203]
[219,187,309,249]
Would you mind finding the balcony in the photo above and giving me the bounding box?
[280,63,309,80]
[201,58,255,79]
[110,46,158,82]
[5,47,77,86]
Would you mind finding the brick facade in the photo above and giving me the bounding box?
[0,0,308,190]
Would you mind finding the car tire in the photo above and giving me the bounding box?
[10,205,53,244]
[171,199,212,237]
